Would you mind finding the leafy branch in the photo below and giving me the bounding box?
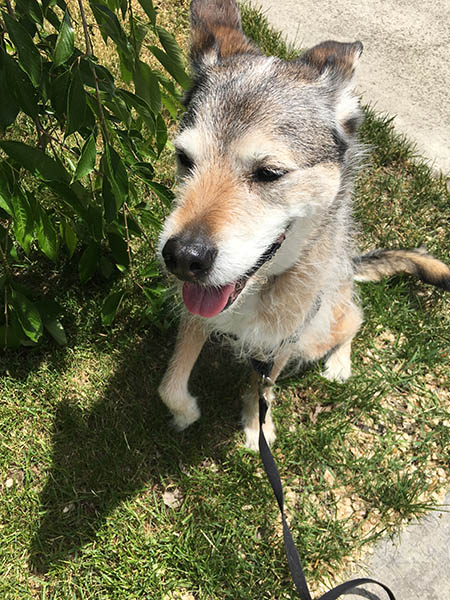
[0,0,190,347]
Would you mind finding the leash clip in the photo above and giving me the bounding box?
[258,375,274,410]
[260,374,274,389]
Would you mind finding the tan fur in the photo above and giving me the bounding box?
[308,285,362,359]
[158,316,207,431]
[355,248,450,290]
[174,164,241,236]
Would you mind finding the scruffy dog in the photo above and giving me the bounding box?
[158,0,450,450]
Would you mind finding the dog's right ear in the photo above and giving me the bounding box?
[190,0,258,69]
[297,40,364,135]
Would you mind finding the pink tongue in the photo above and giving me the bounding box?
[182,282,235,318]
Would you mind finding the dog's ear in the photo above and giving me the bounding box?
[299,40,363,81]
[190,0,258,68]
[299,41,363,135]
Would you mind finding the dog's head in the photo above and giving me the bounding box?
[159,0,363,319]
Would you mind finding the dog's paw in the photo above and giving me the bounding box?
[322,356,351,382]
[158,384,201,431]
[244,418,276,451]
[171,402,201,431]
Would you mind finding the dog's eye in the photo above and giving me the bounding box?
[176,151,194,171]
[253,167,287,183]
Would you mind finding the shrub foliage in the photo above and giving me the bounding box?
[0,0,188,347]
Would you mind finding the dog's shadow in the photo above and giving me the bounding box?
[29,330,248,573]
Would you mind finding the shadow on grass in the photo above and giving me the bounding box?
[28,329,248,573]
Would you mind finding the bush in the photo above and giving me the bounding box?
[0,0,189,347]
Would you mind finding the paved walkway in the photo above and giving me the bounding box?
[342,493,450,599]
[255,0,450,174]
[254,2,450,597]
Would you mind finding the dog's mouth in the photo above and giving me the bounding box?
[182,231,287,318]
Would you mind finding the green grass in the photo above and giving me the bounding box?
[1,3,449,599]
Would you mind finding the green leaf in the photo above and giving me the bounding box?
[156,113,168,155]
[133,161,154,182]
[45,7,61,30]
[0,320,22,348]
[0,164,14,216]
[49,69,70,120]
[86,206,104,241]
[136,0,156,25]
[72,135,96,182]
[80,58,115,94]
[133,60,161,115]
[99,255,114,279]
[0,140,70,183]
[1,47,38,119]
[62,220,77,257]
[0,62,19,127]
[118,89,156,134]
[149,28,191,90]
[156,26,187,73]
[108,232,129,267]
[103,145,128,219]
[10,190,34,254]
[91,1,133,78]
[103,95,131,127]
[66,66,87,136]
[102,175,116,224]
[15,0,44,26]
[11,288,43,342]
[4,13,42,87]
[0,195,13,217]
[35,298,67,345]
[136,206,162,230]
[79,243,99,283]
[54,10,74,67]
[146,180,174,208]
[36,206,59,262]
[148,45,191,90]
[46,181,88,220]
[91,2,127,45]
[160,90,179,120]
[101,291,124,326]
[44,318,67,345]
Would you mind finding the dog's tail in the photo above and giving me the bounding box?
[353,248,450,290]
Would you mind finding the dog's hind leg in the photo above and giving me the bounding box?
[322,300,363,382]
[158,315,207,430]
[242,348,292,451]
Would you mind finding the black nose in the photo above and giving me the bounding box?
[162,233,218,281]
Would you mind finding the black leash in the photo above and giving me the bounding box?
[252,358,396,600]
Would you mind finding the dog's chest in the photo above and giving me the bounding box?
[207,287,285,352]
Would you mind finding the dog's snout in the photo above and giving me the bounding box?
[162,234,217,281]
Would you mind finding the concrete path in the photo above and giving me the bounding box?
[255,0,450,174]
[252,2,450,597]
[342,493,450,599]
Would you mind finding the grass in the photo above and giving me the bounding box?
[1,2,449,599]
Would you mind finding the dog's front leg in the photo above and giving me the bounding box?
[242,349,292,451]
[158,315,207,430]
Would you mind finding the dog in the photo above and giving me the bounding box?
[157,0,450,450]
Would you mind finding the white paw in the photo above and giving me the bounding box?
[323,355,352,382]
[244,426,259,451]
[244,416,276,451]
[158,384,201,431]
[171,401,201,431]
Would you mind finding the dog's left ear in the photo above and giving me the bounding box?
[299,40,363,134]
[190,0,258,69]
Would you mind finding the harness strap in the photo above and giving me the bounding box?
[255,362,396,600]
